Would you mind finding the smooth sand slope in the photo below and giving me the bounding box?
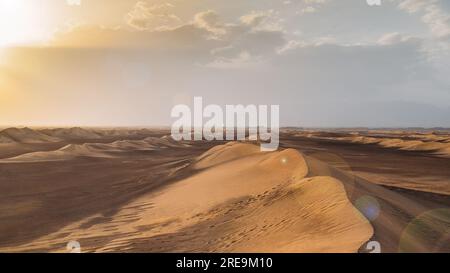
[0,142,372,253]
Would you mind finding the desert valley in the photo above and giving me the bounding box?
[0,127,448,253]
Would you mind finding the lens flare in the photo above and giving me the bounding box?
[398,209,450,253]
[355,195,380,221]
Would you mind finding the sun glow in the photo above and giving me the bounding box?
[0,0,48,47]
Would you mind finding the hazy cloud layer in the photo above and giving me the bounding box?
[2,0,450,126]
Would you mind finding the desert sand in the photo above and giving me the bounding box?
[297,130,450,158]
[0,127,449,253]
[0,137,189,163]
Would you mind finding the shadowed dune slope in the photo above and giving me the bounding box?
[0,134,15,144]
[1,143,373,253]
[0,127,61,144]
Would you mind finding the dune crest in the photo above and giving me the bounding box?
[194,142,263,170]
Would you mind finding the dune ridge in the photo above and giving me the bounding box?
[298,131,450,158]
[0,127,174,146]
[0,127,61,144]
[39,127,102,140]
[337,136,450,157]
[1,142,373,253]
[0,136,189,163]
[194,142,262,170]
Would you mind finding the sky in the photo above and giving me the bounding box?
[0,0,450,127]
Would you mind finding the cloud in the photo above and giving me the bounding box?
[51,9,287,70]
[300,6,317,14]
[377,32,416,45]
[298,0,329,14]
[51,18,228,51]
[203,11,285,68]
[276,40,307,54]
[398,0,437,14]
[276,36,340,54]
[9,3,450,126]
[274,40,429,91]
[304,0,328,4]
[204,51,263,69]
[239,10,284,32]
[397,0,450,40]
[193,10,227,37]
[126,1,181,31]
[422,4,450,39]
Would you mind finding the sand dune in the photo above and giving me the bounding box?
[0,127,61,144]
[409,133,450,142]
[1,143,372,253]
[0,143,115,162]
[93,128,142,138]
[298,131,450,158]
[40,127,101,140]
[145,136,191,148]
[91,128,166,139]
[194,142,262,170]
[1,129,448,253]
[0,134,15,144]
[338,136,450,157]
[0,136,189,163]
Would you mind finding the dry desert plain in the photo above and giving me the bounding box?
[0,127,449,253]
